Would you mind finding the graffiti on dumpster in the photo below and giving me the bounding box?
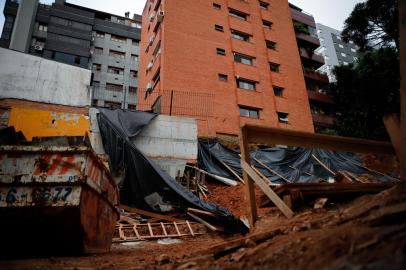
[0,186,81,207]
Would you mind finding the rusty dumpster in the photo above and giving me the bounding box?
[0,145,119,256]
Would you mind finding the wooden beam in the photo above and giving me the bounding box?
[400,0,406,181]
[241,159,294,218]
[120,205,184,223]
[239,128,257,227]
[242,125,395,155]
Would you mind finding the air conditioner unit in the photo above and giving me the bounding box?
[157,11,165,22]
[149,12,156,22]
[147,61,153,71]
[236,75,240,79]
[34,45,43,51]
[146,82,152,92]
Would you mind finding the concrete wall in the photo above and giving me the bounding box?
[9,0,38,52]
[0,47,92,107]
[132,115,198,160]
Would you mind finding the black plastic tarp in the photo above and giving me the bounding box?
[199,140,398,184]
[97,109,245,233]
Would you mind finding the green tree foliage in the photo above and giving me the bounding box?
[342,0,399,51]
[330,48,400,140]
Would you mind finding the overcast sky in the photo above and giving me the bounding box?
[0,0,364,37]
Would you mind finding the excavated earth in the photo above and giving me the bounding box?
[1,182,406,270]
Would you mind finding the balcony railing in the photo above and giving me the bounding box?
[304,70,329,82]
[312,113,335,127]
[307,90,334,104]
[299,48,324,64]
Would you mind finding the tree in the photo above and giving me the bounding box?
[330,48,400,140]
[342,0,399,51]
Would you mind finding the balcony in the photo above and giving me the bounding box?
[304,70,329,83]
[312,114,335,127]
[299,48,324,65]
[295,32,320,47]
[307,90,334,104]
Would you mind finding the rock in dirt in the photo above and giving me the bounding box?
[157,254,171,265]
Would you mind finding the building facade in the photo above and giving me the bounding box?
[289,4,335,132]
[139,0,314,137]
[315,23,359,82]
[0,0,142,109]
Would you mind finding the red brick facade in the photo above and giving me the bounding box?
[139,0,314,137]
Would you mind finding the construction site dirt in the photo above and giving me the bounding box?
[1,183,405,270]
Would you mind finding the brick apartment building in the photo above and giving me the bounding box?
[139,0,314,137]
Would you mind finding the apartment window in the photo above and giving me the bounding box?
[266,40,277,50]
[269,62,280,72]
[132,39,139,45]
[129,87,137,93]
[273,86,284,97]
[341,52,347,57]
[111,34,126,43]
[351,48,356,53]
[217,48,226,56]
[338,44,344,48]
[105,101,122,109]
[240,106,260,119]
[153,41,161,57]
[152,69,161,90]
[277,112,289,123]
[109,50,126,59]
[106,83,123,92]
[343,61,349,65]
[218,74,228,82]
[213,3,221,10]
[108,66,124,75]
[229,9,249,21]
[96,32,105,38]
[237,78,256,91]
[215,24,224,32]
[263,20,273,29]
[94,47,103,55]
[131,54,139,61]
[92,63,101,71]
[130,70,138,78]
[231,30,250,42]
[38,23,48,32]
[234,53,254,65]
[52,51,88,66]
[259,1,269,10]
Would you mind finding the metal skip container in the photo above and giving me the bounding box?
[0,145,119,255]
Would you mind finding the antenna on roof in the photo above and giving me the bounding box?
[125,12,130,18]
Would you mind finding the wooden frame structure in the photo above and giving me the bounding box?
[239,125,396,228]
[400,0,406,182]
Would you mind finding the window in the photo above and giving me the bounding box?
[107,66,124,75]
[109,50,126,59]
[106,83,123,92]
[213,3,221,10]
[152,69,161,90]
[52,51,88,66]
[130,70,138,78]
[111,34,126,43]
[237,78,256,91]
[231,30,250,42]
[277,112,289,123]
[218,74,228,81]
[94,47,103,55]
[38,23,48,32]
[269,62,280,72]
[351,48,356,53]
[262,20,273,29]
[266,40,277,50]
[215,24,224,32]
[338,44,344,48]
[96,32,105,38]
[217,48,226,56]
[343,61,349,65]
[92,63,101,71]
[129,87,137,93]
[240,106,260,119]
[49,17,91,31]
[92,81,100,87]
[229,9,249,21]
[273,86,284,97]
[336,35,342,40]
[131,54,139,61]
[234,53,254,65]
[259,1,269,10]
[153,41,161,57]
[341,52,347,57]
[105,101,122,109]
[131,22,142,29]
[132,39,139,46]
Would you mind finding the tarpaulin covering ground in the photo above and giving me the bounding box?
[97,109,245,233]
[198,140,398,184]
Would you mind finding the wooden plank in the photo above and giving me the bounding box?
[241,159,294,218]
[120,205,184,223]
[161,222,168,236]
[252,156,291,183]
[400,0,406,181]
[133,224,141,239]
[186,220,195,236]
[383,114,401,159]
[187,207,217,218]
[218,159,244,183]
[242,125,395,154]
[239,128,258,227]
[187,212,223,232]
[311,154,336,176]
[147,223,154,237]
[174,222,181,236]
